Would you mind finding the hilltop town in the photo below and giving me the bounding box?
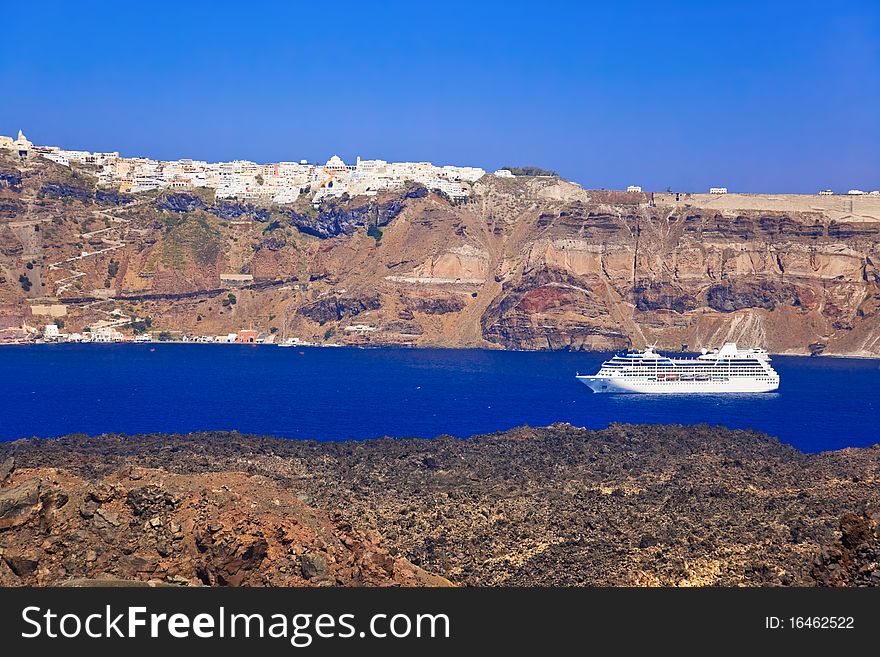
[1,130,492,204]
[1,130,879,356]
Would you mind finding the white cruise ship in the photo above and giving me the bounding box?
[576,343,779,394]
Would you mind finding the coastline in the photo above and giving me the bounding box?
[2,340,879,360]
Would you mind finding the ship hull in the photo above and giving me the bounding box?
[576,375,778,394]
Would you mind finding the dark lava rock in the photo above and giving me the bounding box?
[3,553,38,576]
[195,527,269,586]
[298,294,381,323]
[127,485,180,517]
[0,200,25,218]
[404,295,465,315]
[95,189,134,206]
[840,512,872,549]
[812,509,880,586]
[286,189,422,239]
[287,203,376,239]
[79,499,99,519]
[256,237,286,251]
[639,534,659,549]
[210,201,249,220]
[633,282,699,314]
[300,552,328,579]
[40,182,92,203]
[3,424,880,587]
[707,280,801,312]
[0,170,23,190]
[209,202,270,222]
[155,193,208,213]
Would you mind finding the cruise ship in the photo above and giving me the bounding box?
[576,343,779,393]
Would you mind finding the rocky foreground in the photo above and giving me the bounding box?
[1,424,879,587]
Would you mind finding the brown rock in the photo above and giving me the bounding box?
[3,552,39,577]
[0,457,14,482]
[0,478,40,530]
[300,552,328,579]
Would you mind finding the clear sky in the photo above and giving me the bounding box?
[2,0,878,193]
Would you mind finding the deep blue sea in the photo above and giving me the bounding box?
[0,344,877,452]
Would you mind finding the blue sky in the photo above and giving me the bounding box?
[2,0,878,192]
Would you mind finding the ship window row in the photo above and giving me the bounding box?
[601,372,772,376]
[603,367,769,372]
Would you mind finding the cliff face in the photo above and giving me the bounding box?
[2,150,879,355]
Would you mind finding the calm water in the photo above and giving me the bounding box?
[0,344,878,452]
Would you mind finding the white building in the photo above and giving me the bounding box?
[44,324,61,340]
[12,129,32,155]
[847,189,865,195]
[818,189,833,196]
[627,185,642,193]
[450,166,485,182]
[494,169,514,178]
[324,155,350,172]
[356,157,388,174]
[709,187,728,195]
[43,152,70,167]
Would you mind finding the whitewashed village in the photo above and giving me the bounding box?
[1,130,491,204]
[4,129,877,206]
[0,129,506,346]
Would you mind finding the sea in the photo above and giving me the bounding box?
[0,344,877,452]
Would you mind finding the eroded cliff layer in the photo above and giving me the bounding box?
[2,151,879,355]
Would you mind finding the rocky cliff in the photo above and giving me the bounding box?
[2,425,878,587]
[2,151,879,355]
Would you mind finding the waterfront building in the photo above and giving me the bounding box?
[92,327,126,342]
[236,330,259,344]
